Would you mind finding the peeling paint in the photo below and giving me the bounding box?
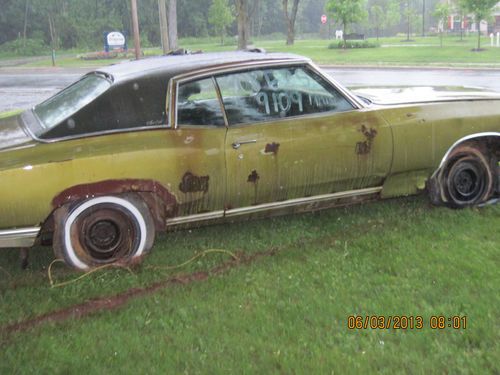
[179,172,210,193]
[356,124,378,155]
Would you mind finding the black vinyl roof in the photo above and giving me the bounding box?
[96,51,309,83]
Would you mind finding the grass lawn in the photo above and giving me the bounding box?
[1,196,499,373]
[11,35,500,69]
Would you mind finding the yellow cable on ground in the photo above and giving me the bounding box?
[146,249,239,271]
[47,249,239,288]
[48,259,135,288]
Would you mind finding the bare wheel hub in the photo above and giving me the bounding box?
[77,208,136,261]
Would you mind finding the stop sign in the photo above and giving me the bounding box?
[321,14,327,24]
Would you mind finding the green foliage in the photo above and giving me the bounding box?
[325,0,367,34]
[0,38,48,56]
[328,40,379,48]
[208,0,235,45]
[461,0,498,49]
[368,0,400,38]
[433,3,451,47]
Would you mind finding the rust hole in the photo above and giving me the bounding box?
[247,170,260,183]
[265,142,280,154]
[179,172,210,193]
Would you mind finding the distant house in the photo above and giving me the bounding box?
[438,0,500,35]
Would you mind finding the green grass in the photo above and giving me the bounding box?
[1,196,499,373]
[10,35,500,69]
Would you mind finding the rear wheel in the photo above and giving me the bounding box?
[442,147,494,208]
[53,195,155,270]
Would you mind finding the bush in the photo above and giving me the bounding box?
[0,38,48,56]
[328,40,379,49]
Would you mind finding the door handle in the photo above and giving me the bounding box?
[232,140,257,149]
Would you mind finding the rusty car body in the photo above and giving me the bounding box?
[0,51,498,269]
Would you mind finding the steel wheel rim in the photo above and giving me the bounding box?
[448,160,485,204]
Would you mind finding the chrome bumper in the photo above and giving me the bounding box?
[0,227,40,248]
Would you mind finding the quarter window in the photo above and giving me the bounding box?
[177,78,225,127]
[215,66,354,125]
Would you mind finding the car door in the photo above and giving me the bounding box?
[173,76,228,216]
[215,64,393,209]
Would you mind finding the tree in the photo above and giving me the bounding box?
[462,0,497,50]
[402,0,417,41]
[282,0,300,45]
[456,0,469,41]
[370,5,384,40]
[325,0,366,46]
[208,0,234,45]
[433,3,450,47]
[235,0,250,50]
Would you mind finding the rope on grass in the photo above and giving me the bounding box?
[145,249,239,271]
[48,259,135,288]
[47,249,239,288]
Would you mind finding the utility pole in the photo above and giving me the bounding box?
[422,0,426,37]
[158,0,169,54]
[130,0,141,60]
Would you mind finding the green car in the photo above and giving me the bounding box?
[0,51,498,269]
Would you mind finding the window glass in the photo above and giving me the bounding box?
[215,66,354,125]
[38,75,168,139]
[34,74,110,131]
[177,78,225,127]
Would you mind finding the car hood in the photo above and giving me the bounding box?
[350,86,500,105]
[0,111,36,152]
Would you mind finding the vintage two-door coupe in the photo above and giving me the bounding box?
[0,51,499,269]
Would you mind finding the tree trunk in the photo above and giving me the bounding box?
[422,0,425,37]
[477,28,481,50]
[130,0,141,60]
[283,0,300,46]
[407,14,410,41]
[167,0,178,50]
[158,0,169,54]
[236,0,249,50]
[342,21,346,48]
[23,0,29,47]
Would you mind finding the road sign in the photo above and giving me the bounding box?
[321,14,327,24]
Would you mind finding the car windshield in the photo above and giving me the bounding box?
[33,74,111,131]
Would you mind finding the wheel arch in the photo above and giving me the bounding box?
[433,132,500,176]
[428,132,499,205]
[42,179,178,235]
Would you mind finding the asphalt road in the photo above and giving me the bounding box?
[1,67,500,112]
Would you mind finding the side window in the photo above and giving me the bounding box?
[177,78,225,127]
[40,77,168,139]
[215,66,354,126]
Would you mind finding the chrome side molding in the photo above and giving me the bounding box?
[167,187,382,227]
[0,227,40,248]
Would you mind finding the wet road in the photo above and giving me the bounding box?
[1,67,500,112]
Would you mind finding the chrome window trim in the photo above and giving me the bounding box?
[26,124,168,144]
[171,59,363,129]
[307,61,366,109]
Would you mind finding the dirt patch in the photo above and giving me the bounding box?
[0,248,278,337]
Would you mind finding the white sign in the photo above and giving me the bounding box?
[107,31,126,47]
